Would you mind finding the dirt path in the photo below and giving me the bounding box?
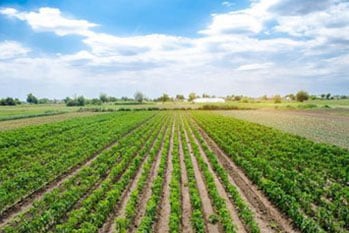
[100,124,169,233]
[194,121,299,233]
[154,122,175,233]
[178,131,193,233]
[188,126,247,233]
[0,116,153,228]
[130,122,174,233]
[183,125,221,233]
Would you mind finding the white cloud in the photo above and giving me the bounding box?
[236,62,273,71]
[200,0,278,35]
[0,41,30,59]
[0,7,97,36]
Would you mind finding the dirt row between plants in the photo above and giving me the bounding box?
[178,130,193,233]
[183,123,221,233]
[101,123,169,233]
[187,124,247,233]
[192,118,299,233]
[0,114,156,228]
[154,122,175,233]
[129,122,174,233]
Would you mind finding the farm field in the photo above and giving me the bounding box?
[0,112,105,131]
[219,109,349,150]
[0,111,348,233]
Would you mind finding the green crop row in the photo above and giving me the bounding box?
[1,113,165,233]
[183,116,237,233]
[54,114,168,232]
[114,117,171,232]
[135,119,173,233]
[0,112,154,213]
[179,117,206,233]
[191,111,349,233]
[187,115,260,233]
[169,116,182,233]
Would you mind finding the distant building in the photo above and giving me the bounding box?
[193,98,225,103]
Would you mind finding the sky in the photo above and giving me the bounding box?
[0,0,348,99]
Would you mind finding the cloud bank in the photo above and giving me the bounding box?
[0,0,348,98]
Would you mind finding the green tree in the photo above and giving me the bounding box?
[27,93,38,104]
[99,93,108,103]
[134,91,144,103]
[175,94,185,101]
[296,90,309,102]
[273,95,282,103]
[159,93,170,102]
[188,93,197,102]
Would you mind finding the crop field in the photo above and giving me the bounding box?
[219,109,349,150]
[0,112,105,131]
[0,111,348,233]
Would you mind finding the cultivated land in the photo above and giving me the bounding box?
[0,112,105,131]
[219,109,349,150]
[0,111,348,233]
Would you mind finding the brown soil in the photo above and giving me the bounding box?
[188,126,247,233]
[130,123,174,233]
[178,131,193,233]
[183,125,221,233]
[154,123,175,233]
[100,125,169,233]
[194,122,299,233]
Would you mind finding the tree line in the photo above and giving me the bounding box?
[0,91,348,106]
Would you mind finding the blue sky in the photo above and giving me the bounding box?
[0,0,348,99]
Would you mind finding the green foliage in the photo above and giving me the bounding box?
[296,90,309,102]
[65,96,86,106]
[192,111,349,233]
[26,93,38,104]
[0,97,21,106]
[188,92,197,102]
[0,112,155,232]
[134,91,145,103]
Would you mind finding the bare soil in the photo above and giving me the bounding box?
[188,126,247,233]
[130,123,174,233]
[154,123,174,233]
[183,126,221,233]
[178,131,193,233]
[101,125,169,233]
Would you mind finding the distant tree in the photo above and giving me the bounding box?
[273,95,282,103]
[234,95,242,101]
[326,93,331,100]
[310,95,318,100]
[65,96,86,106]
[296,90,309,102]
[176,94,185,101]
[99,93,108,103]
[202,93,210,98]
[77,96,85,106]
[285,94,295,101]
[108,96,118,102]
[27,93,38,104]
[134,91,144,103]
[188,93,197,102]
[91,98,102,105]
[38,98,50,104]
[158,93,171,102]
[320,94,326,99]
[0,97,19,106]
[261,95,268,100]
